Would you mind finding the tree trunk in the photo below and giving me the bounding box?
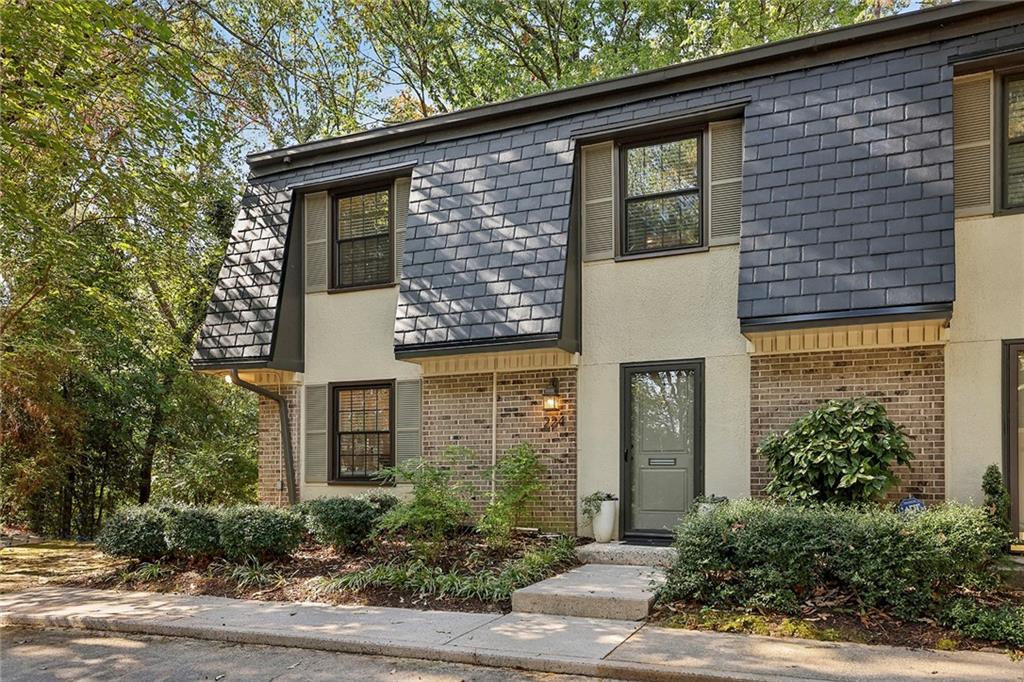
[137,399,164,504]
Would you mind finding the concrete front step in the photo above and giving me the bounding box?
[511,564,664,620]
[576,541,675,567]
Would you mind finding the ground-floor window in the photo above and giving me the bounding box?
[1006,341,1024,536]
[331,382,394,481]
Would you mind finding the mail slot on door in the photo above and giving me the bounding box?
[648,458,677,466]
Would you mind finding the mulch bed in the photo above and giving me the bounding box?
[651,592,1023,653]
[68,532,580,613]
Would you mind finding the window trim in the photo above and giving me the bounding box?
[1000,71,1024,213]
[616,128,707,259]
[327,380,396,484]
[328,183,395,293]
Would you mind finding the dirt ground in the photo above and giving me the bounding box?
[0,541,126,594]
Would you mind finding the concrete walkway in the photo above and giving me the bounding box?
[1,587,1019,682]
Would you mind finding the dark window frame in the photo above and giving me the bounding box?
[329,183,395,293]
[1001,71,1024,212]
[1003,339,1024,538]
[617,128,706,259]
[328,380,396,484]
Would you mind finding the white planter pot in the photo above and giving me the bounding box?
[592,500,617,543]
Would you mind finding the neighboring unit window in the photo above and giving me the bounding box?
[621,135,702,255]
[333,187,392,289]
[1006,75,1024,210]
[331,383,393,480]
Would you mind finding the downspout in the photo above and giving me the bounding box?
[229,369,298,505]
[490,370,498,498]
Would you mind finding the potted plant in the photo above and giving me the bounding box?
[581,491,618,543]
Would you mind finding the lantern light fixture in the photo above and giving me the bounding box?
[542,377,561,412]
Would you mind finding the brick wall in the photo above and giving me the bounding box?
[422,368,577,532]
[750,346,945,502]
[256,384,300,506]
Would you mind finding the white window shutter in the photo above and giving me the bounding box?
[393,176,411,281]
[581,142,615,261]
[709,119,743,246]
[954,72,993,217]
[394,379,422,467]
[304,192,329,292]
[303,384,329,483]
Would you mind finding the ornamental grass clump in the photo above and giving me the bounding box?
[661,500,1007,620]
[759,398,913,503]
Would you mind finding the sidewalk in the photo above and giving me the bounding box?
[0,587,1018,682]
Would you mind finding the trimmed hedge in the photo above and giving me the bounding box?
[165,506,222,559]
[661,500,1008,618]
[95,505,169,560]
[218,505,304,560]
[299,497,378,552]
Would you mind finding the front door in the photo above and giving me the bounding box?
[622,360,703,537]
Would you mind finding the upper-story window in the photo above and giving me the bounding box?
[621,134,703,256]
[332,186,392,290]
[1004,74,1024,210]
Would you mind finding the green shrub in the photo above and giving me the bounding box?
[661,500,1006,619]
[982,464,1012,532]
[760,398,914,503]
[374,450,472,546]
[941,598,1024,648]
[96,505,170,560]
[218,505,304,560]
[318,535,577,602]
[165,506,222,559]
[479,443,544,549]
[300,497,377,552]
[360,492,400,517]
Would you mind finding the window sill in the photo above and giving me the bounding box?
[614,244,710,263]
[326,478,394,487]
[327,282,398,295]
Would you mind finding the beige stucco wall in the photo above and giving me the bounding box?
[300,286,419,500]
[945,213,1024,506]
[577,245,750,536]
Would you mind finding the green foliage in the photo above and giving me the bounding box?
[581,491,617,523]
[96,506,170,560]
[360,492,401,517]
[661,500,1007,619]
[217,506,304,560]
[299,497,378,553]
[165,507,223,559]
[120,561,174,583]
[374,451,472,546]
[982,465,1012,532]
[760,399,914,503]
[318,535,577,603]
[479,443,544,549]
[940,598,1024,648]
[216,556,287,591]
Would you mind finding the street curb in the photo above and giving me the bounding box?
[0,612,798,682]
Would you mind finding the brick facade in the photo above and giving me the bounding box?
[422,368,577,532]
[256,384,300,506]
[750,346,945,502]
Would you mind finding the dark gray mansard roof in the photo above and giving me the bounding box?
[191,2,1024,369]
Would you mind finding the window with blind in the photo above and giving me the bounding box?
[1004,74,1024,210]
[621,134,703,256]
[331,383,394,481]
[332,187,393,289]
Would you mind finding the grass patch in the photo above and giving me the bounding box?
[659,607,855,643]
[0,541,126,592]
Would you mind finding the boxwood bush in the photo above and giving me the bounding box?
[661,500,1007,618]
[95,505,170,560]
[218,505,304,560]
[299,497,378,552]
[165,506,222,559]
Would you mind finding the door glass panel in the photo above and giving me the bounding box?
[629,367,695,532]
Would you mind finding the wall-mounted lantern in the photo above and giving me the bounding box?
[542,377,561,412]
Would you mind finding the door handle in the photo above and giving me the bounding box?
[624,446,632,462]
